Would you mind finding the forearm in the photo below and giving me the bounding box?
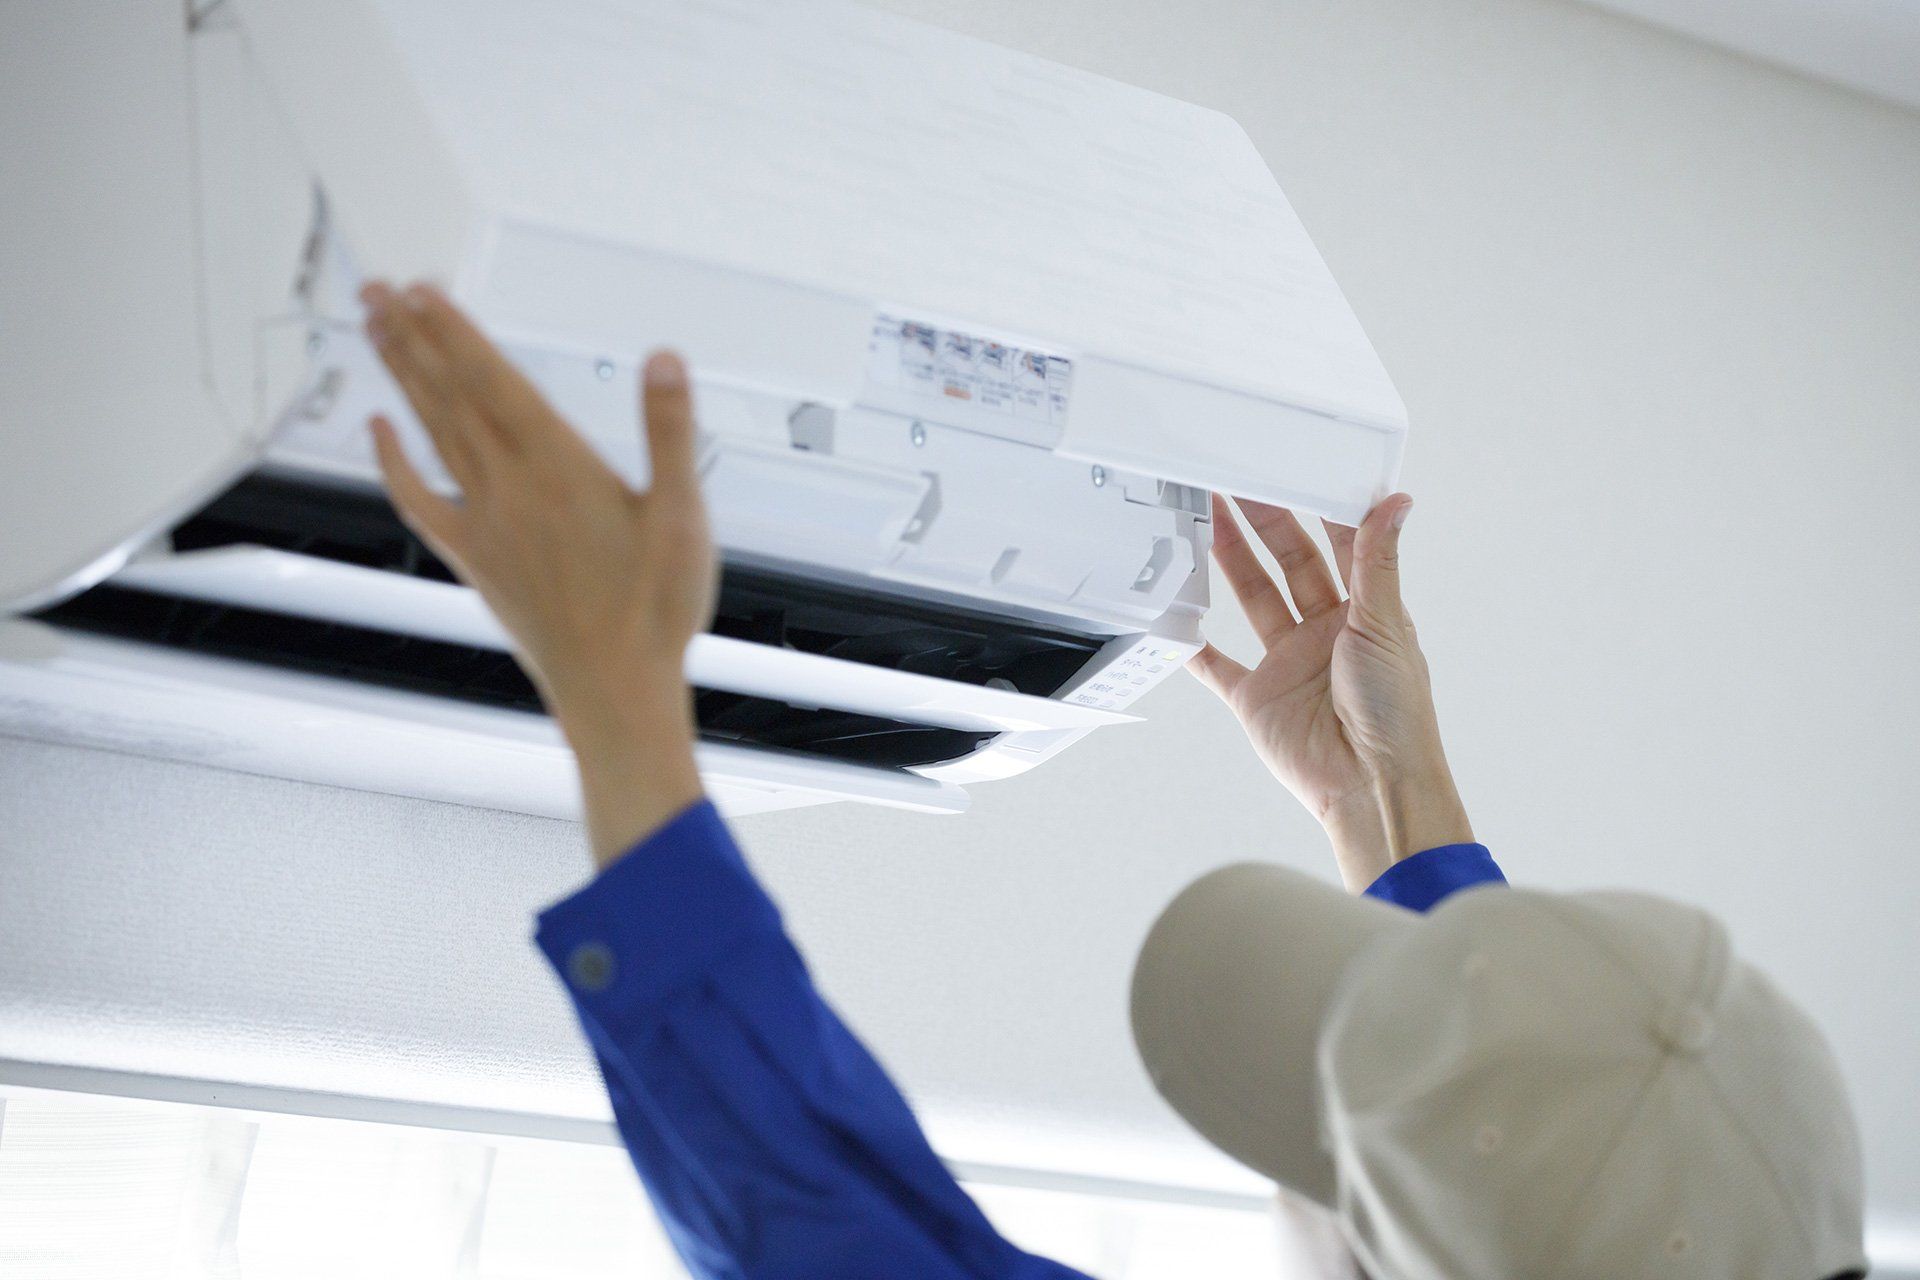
[1320,791,1392,893]
[1376,758,1474,861]
[549,674,705,869]
[1322,766,1474,894]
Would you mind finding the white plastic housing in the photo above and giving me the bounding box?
[236,0,1406,513]
[0,0,1405,819]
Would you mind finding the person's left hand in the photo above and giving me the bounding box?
[1191,492,1470,891]
[360,280,715,863]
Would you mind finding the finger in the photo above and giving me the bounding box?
[370,416,470,569]
[1234,496,1342,618]
[1321,519,1357,593]
[1348,493,1414,627]
[364,284,492,490]
[399,282,556,449]
[1186,641,1249,703]
[641,350,700,499]
[1209,492,1297,646]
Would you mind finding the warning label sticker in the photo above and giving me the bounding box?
[867,313,1073,427]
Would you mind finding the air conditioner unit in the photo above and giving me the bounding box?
[0,0,1406,818]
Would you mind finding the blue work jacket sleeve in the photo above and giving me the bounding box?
[1363,842,1508,912]
[535,799,1091,1280]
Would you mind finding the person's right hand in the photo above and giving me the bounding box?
[360,280,716,867]
[1189,492,1472,891]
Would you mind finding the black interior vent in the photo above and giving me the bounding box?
[33,472,1109,772]
[171,473,1102,698]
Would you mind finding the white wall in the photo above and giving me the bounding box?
[3,0,1918,1255]
[846,0,1920,1225]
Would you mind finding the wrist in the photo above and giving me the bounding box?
[1320,789,1393,893]
[541,655,689,723]
[1319,764,1474,894]
[1373,767,1474,863]
[554,688,693,743]
[549,678,705,869]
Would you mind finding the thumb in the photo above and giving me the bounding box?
[640,349,699,500]
[1348,493,1413,627]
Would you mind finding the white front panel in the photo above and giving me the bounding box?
[238,0,1408,516]
[265,304,1210,635]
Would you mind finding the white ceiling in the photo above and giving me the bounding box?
[1582,0,1920,110]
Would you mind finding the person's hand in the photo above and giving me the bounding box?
[360,280,715,865]
[1189,492,1471,891]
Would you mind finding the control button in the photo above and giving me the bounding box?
[567,941,618,994]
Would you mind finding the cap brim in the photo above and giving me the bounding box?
[1130,862,1411,1207]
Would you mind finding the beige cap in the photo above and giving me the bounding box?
[1130,865,1867,1280]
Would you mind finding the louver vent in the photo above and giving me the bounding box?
[34,475,1108,772]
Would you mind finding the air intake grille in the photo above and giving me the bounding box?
[172,473,1102,698]
[34,473,1108,771]
[36,586,995,770]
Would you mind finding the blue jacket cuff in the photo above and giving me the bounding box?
[1364,843,1507,913]
[534,799,785,1012]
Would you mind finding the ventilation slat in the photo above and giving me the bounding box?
[34,472,1128,772]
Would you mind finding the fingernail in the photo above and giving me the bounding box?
[359,281,393,312]
[644,350,687,388]
[403,283,433,311]
[1392,498,1413,530]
